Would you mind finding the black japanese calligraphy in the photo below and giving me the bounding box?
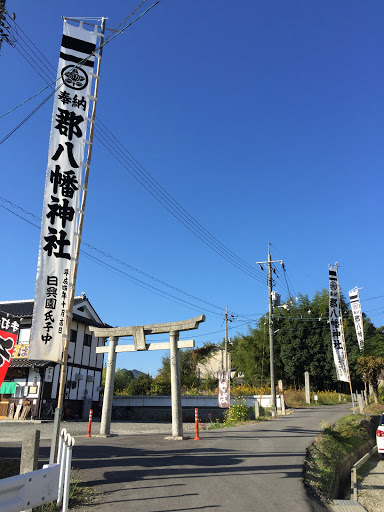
[46,196,75,228]
[55,108,84,141]
[43,227,71,259]
[51,142,79,168]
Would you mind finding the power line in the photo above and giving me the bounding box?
[5,10,267,285]
[81,249,223,317]
[0,197,256,322]
[97,119,264,282]
[0,1,161,122]
[95,119,266,283]
[118,319,256,342]
[10,15,56,75]
[93,125,267,284]
[0,10,269,286]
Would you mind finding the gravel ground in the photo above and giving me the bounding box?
[0,419,196,441]
[358,453,384,512]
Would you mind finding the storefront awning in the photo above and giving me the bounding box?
[0,382,17,394]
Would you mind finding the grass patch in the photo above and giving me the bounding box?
[364,403,384,415]
[32,470,92,511]
[305,414,370,500]
[284,389,350,408]
[284,389,307,407]
[208,399,272,429]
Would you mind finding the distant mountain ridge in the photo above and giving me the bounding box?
[121,368,146,379]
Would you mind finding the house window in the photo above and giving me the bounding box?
[70,330,77,343]
[84,334,92,347]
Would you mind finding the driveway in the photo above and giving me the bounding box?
[0,404,351,511]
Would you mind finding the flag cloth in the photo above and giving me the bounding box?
[329,266,349,382]
[349,288,364,352]
[0,315,20,388]
[30,22,97,362]
[217,370,230,408]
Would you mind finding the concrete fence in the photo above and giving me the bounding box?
[111,394,282,421]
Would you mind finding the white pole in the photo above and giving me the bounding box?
[57,428,66,466]
[62,435,75,512]
[57,430,68,505]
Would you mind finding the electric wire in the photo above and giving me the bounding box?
[94,119,266,284]
[9,15,57,75]
[1,11,270,287]
[0,199,221,316]
[93,127,267,284]
[118,320,256,343]
[14,44,51,84]
[0,87,58,145]
[0,0,161,122]
[81,250,223,317]
[0,197,256,322]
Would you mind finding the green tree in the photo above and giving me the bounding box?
[363,325,384,357]
[231,320,269,386]
[356,356,384,403]
[156,343,217,389]
[126,373,154,395]
[229,289,382,391]
[101,367,134,393]
[150,375,171,395]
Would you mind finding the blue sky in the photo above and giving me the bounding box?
[1,0,383,376]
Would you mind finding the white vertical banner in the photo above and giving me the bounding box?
[29,22,98,362]
[349,288,364,352]
[217,370,230,408]
[328,266,349,382]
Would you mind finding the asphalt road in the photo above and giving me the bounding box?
[0,404,351,511]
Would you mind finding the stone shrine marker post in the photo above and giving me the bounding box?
[89,315,205,440]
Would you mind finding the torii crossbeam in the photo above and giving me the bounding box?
[89,315,205,439]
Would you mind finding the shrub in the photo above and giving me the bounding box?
[284,389,307,407]
[224,398,252,424]
[150,376,171,395]
[305,414,369,500]
[313,391,349,405]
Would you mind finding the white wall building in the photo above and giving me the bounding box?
[0,294,107,420]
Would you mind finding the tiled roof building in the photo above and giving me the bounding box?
[0,294,107,420]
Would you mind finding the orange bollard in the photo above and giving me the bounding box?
[86,409,93,438]
[194,407,200,440]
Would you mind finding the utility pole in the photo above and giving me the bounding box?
[0,0,8,52]
[223,307,236,372]
[257,244,285,418]
[0,0,17,53]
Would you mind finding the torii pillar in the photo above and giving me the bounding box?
[89,315,205,439]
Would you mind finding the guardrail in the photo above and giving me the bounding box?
[351,444,378,500]
[0,464,60,512]
[0,429,75,512]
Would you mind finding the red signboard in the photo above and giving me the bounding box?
[0,315,20,388]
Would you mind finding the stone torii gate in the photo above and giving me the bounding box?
[89,315,205,439]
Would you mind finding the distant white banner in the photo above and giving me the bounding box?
[349,288,364,352]
[30,22,97,362]
[328,266,349,382]
[217,370,230,408]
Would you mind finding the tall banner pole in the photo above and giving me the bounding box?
[329,263,355,414]
[49,18,106,463]
[336,264,355,414]
[349,287,364,352]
